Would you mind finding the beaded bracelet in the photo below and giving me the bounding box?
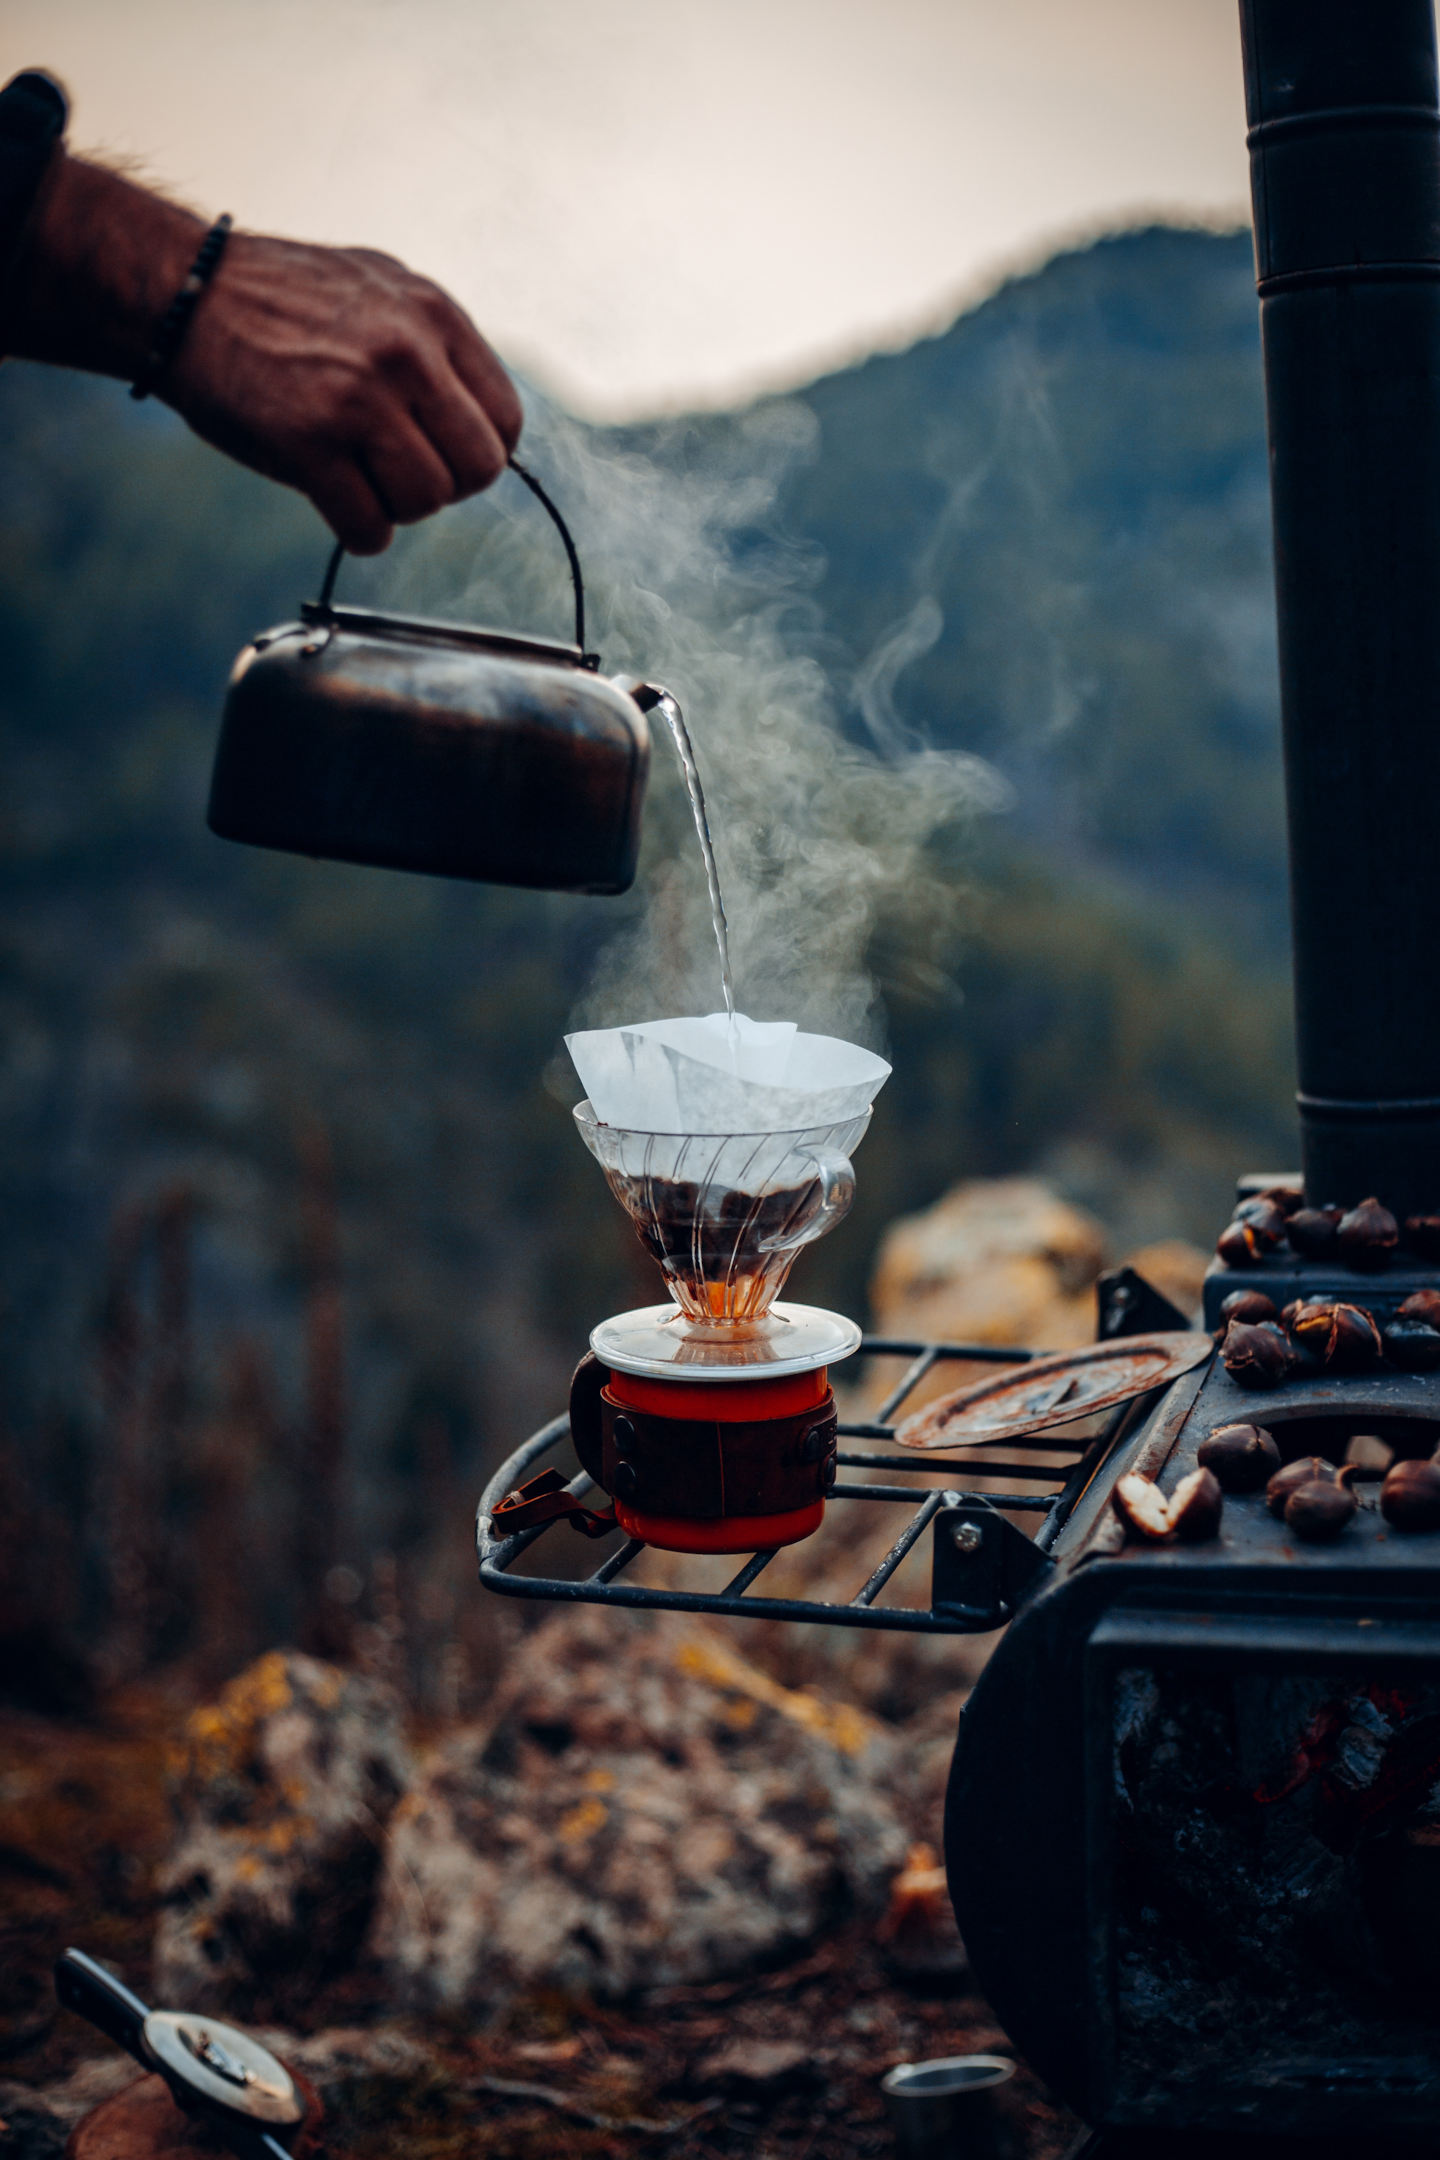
[130,212,233,401]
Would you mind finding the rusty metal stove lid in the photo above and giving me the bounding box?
[893,1331,1213,1450]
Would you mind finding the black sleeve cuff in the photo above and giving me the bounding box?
[0,70,69,310]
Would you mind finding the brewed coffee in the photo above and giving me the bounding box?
[617,1173,823,1320]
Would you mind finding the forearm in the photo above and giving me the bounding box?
[1,125,522,554]
[1,152,203,378]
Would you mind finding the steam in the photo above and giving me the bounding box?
[385,388,1012,1052]
[853,596,944,756]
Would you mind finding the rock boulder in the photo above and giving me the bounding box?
[869,1176,1108,1358]
[153,1649,410,2013]
[369,1608,909,2011]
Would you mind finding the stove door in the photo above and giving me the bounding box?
[1084,1609,1440,2136]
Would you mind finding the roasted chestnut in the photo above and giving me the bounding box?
[1217,1200,1288,1267]
[1403,1214,1440,1262]
[1169,1466,1224,1542]
[1114,1472,1172,1541]
[1266,1455,1339,1517]
[1398,1287,1440,1329]
[1217,1289,1280,1333]
[1337,1196,1398,1272]
[1222,1318,1293,1389]
[1288,1300,1382,1373]
[1328,1302,1383,1371]
[1286,1206,1342,1259]
[1113,1467,1223,1543]
[1232,1190,1298,1225]
[1285,1302,1342,1372]
[1284,1468,1358,1541]
[1216,1218,1279,1268]
[1197,1421,1282,1492]
[1379,1455,1440,1532]
[1287,1303,1329,1352]
[1382,1319,1440,1372]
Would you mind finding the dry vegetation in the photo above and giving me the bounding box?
[0,1681,1078,2159]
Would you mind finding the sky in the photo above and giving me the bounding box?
[4,0,1252,420]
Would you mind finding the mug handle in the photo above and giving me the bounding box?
[756,1147,856,1254]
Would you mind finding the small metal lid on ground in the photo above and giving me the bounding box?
[881,2054,1015,2158]
[142,2012,303,2126]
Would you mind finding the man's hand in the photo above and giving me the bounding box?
[3,155,522,554]
[172,230,522,555]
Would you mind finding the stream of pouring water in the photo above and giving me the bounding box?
[656,692,736,1021]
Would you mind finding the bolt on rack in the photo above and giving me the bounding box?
[478,1337,1152,1634]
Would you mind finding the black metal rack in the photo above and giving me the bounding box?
[477,1336,1147,1634]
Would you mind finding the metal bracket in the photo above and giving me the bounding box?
[931,1503,1056,1628]
[1095,1264,1192,1341]
[478,1337,1131,1636]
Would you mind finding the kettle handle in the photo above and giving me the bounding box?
[314,455,594,659]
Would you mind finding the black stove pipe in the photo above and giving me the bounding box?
[1243,0,1440,1219]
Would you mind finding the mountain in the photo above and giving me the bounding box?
[634,225,1284,941]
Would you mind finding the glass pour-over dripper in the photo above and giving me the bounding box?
[574,1104,870,1324]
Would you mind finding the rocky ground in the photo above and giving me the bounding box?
[0,1658,1079,2160]
[0,1180,1193,2159]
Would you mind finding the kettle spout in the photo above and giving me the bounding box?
[615,678,670,716]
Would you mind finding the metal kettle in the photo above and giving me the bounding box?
[208,462,658,894]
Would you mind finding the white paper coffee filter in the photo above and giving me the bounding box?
[565,1012,890,1134]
